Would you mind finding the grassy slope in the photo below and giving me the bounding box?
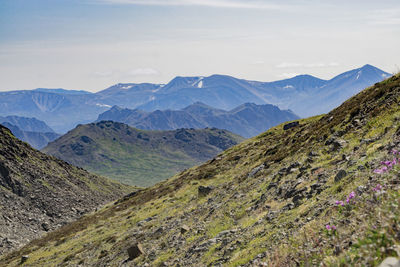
[43,122,244,187]
[2,74,400,266]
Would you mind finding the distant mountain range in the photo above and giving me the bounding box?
[97,102,299,138]
[0,116,60,149]
[0,65,390,133]
[43,121,244,186]
[0,115,55,133]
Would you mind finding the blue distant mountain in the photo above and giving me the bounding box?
[137,65,391,115]
[97,102,299,138]
[0,64,391,133]
[0,115,55,133]
[0,116,60,149]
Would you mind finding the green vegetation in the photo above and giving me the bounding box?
[43,122,243,187]
[1,74,400,266]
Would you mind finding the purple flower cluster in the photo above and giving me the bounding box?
[372,184,383,192]
[346,191,356,203]
[335,191,356,206]
[325,224,336,231]
[335,200,344,206]
[374,150,399,174]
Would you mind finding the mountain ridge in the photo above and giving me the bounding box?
[97,102,299,138]
[0,65,389,133]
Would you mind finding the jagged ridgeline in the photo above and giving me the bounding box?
[0,125,133,255]
[2,74,400,266]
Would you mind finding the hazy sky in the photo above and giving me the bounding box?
[1,0,399,92]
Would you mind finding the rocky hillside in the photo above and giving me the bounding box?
[0,125,133,255]
[97,102,299,138]
[2,74,400,266]
[43,121,244,187]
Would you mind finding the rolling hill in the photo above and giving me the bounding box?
[42,121,244,186]
[0,124,133,255]
[97,102,299,138]
[3,74,400,266]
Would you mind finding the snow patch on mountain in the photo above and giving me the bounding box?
[283,85,294,89]
[192,77,204,88]
[356,71,362,80]
[96,103,112,108]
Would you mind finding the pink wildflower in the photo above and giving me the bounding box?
[373,184,383,192]
[325,224,336,231]
[335,200,344,206]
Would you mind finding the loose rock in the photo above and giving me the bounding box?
[127,243,144,260]
[335,170,347,182]
[283,121,299,130]
[21,255,29,264]
[180,225,190,235]
[378,257,400,267]
[198,186,213,197]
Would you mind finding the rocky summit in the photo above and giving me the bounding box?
[0,125,133,255]
[2,74,400,266]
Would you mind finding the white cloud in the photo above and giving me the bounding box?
[276,62,340,68]
[95,0,286,9]
[128,68,159,76]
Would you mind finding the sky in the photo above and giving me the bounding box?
[0,0,399,92]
